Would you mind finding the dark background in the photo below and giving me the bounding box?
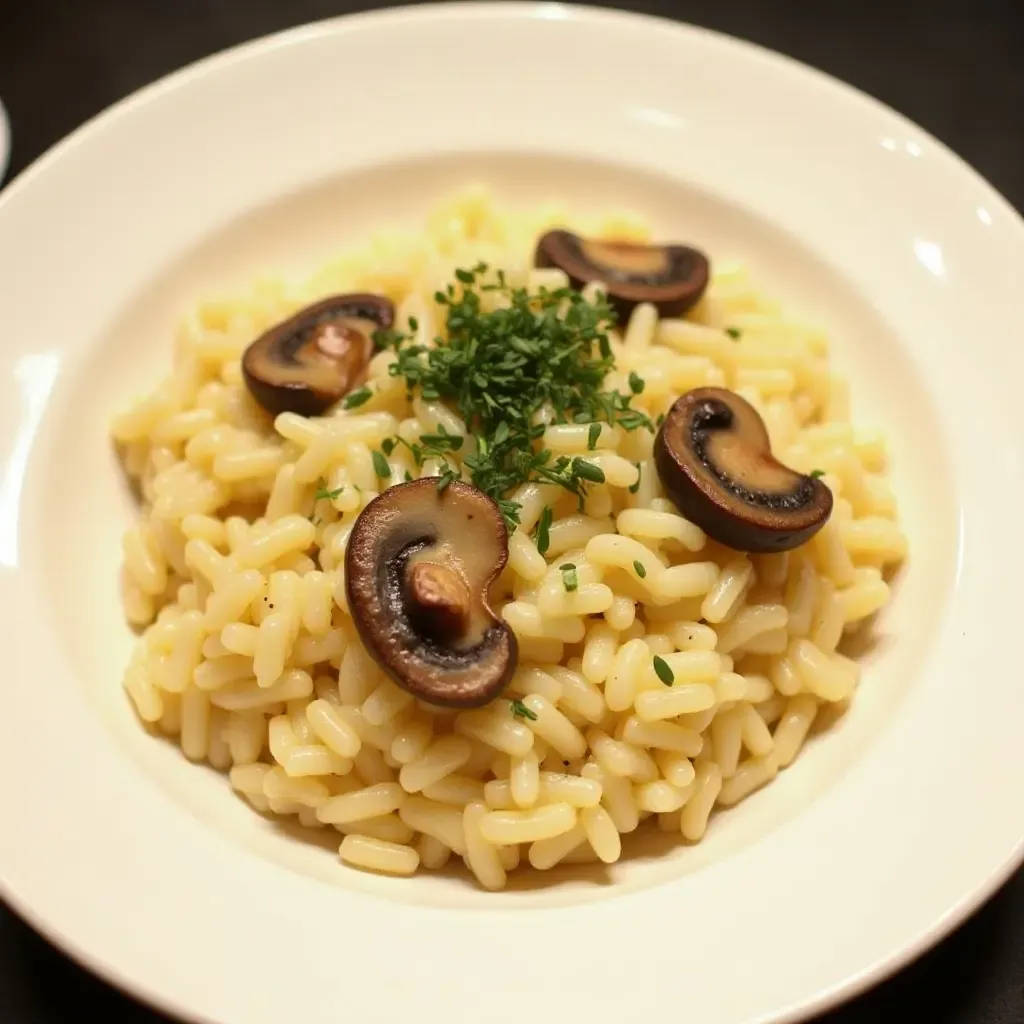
[1,1,1022,1022]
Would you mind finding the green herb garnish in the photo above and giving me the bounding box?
[342,386,373,409]
[535,505,553,555]
[510,698,538,721]
[810,469,826,479]
[375,264,652,529]
[628,371,645,394]
[628,463,642,495]
[725,327,742,340]
[372,450,390,478]
[388,424,465,468]
[418,423,464,453]
[633,560,647,579]
[572,458,605,484]
[587,422,602,450]
[314,479,345,502]
[436,466,459,493]
[653,655,675,686]
[560,563,579,592]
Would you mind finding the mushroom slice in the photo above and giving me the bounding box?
[241,293,393,417]
[654,387,832,553]
[534,229,710,321]
[345,478,518,708]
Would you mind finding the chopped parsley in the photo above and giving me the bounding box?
[725,327,742,340]
[587,422,602,450]
[342,386,373,409]
[386,424,464,468]
[314,478,346,502]
[572,458,605,484]
[372,450,390,478]
[375,264,651,529]
[510,698,537,721]
[629,463,642,495]
[653,655,675,686]
[560,563,579,592]
[810,469,826,479]
[628,371,645,394]
[418,423,464,454]
[535,505,553,555]
[633,560,647,579]
[436,466,459,493]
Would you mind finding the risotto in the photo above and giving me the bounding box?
[112,187,907,888]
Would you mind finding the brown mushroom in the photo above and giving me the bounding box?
[241,293,393,417]
[345,478,518,708]
[654,387,832,553]
[534,229,710,321]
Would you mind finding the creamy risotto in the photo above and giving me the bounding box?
[112,188,907,888]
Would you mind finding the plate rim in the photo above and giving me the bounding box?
[2,3,1023,233]
[0,96,10,184]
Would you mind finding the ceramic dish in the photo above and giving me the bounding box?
[0,98,10,182]
[0,5,1021,1024]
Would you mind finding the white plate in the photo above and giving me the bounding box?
[0,5,1021,1023]
[0,97,9,182]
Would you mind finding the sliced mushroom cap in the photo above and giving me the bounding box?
[241,293,393,417]
[345,478,518,708]
[535,229,710,321]
[654,387,832,553]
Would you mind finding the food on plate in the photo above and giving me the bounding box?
[346,478,517,708]
[654,387,833,552]
[535,228,709,320]
[241,293,391,416]
[112,187,907,888]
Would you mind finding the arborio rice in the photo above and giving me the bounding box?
[113,187,907,888]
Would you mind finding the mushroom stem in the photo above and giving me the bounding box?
[406,561,470,643]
